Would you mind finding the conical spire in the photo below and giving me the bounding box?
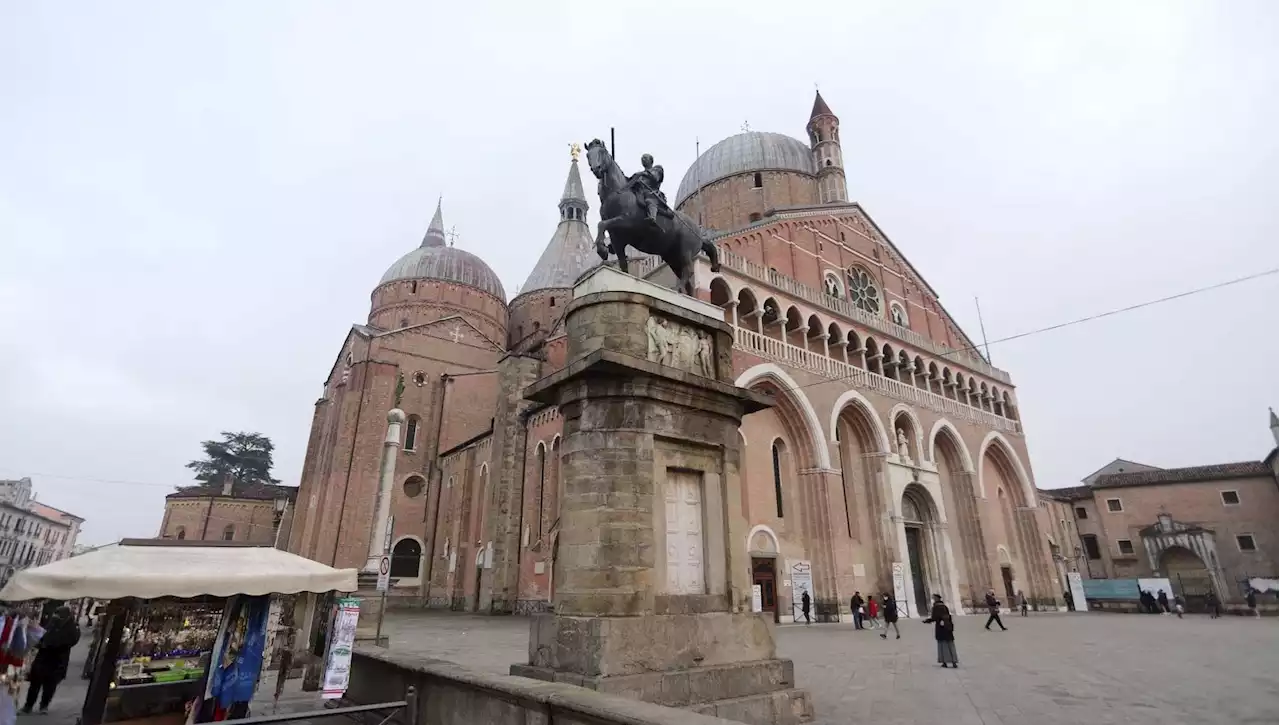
[520,156,597,295]
[558,158,588,220]
[421,197,447,248]
[809,89,834,120]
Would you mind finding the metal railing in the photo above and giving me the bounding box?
[230,688,415,725]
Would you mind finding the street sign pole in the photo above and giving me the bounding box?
[375,516,394,645]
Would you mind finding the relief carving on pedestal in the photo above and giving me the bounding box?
[646,315,715,378]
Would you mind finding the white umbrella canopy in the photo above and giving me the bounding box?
[0,541,357,601]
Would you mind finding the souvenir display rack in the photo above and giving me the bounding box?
[101,598,226,724]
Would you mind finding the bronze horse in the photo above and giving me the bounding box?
[584,139,719,296]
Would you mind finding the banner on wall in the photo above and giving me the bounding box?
[789,561,813,599]
[751,585,763,613]
[321,598,360,700]
[891,562,908,616]
[1066,572,1089,612]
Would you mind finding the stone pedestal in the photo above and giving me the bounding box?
[508,267,814,724]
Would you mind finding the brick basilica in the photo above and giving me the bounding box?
[286,91,1060,620]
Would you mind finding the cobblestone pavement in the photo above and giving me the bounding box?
[383,610,1278,725]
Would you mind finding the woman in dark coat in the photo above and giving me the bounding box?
[922,594,958,668]
[24,606,81,714]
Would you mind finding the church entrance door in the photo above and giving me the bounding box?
[905,525,929,616]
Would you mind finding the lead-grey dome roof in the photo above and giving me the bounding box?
[675,131,817,206]
[378,200,506,300]
[380,246,506,299]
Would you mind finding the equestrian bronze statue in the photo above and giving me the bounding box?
[583,139,720,296]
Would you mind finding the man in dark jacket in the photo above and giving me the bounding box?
[984,589,1008,631]
[878,593,900,640]
[850,592,865,630]
[23,606,81,714]
[800,590,812,625]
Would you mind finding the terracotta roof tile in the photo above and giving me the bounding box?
[1092,461,1273,489]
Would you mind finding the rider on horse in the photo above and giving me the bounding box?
[628,154,670,227]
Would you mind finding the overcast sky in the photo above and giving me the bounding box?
[1,1,1276,545]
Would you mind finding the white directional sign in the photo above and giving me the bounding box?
[376,555,391,592]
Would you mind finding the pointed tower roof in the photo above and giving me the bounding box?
[809,90,834,120]
[421,197,447,248]
[519,157,597,295]
[560,156,587,205]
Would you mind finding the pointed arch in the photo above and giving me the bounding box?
[927,418,974,472]
[736,364,831,469]
[978,431,1035,505]
[885,404,926,461]
[827,389,890,452]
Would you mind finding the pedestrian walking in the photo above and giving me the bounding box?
[983,589,1007,631]
[1173,594,1185,619]
[1064,589,1074,612]
[879,593,900,640]
[866,595,881,629]
[1206,590,1221,619]
[922,594,958,668]
[1017,590,1028,617]
[23,606,81,714]
[1246,588,1259,618]
[1157,589,1170,614]
[850,591,865,630]
[800,590,812,625]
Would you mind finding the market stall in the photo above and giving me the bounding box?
[0,539,355,725]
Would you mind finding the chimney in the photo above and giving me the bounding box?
[221,474,235,497]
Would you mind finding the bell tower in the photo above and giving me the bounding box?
[806,90,848,204]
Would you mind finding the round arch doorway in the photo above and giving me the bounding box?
[901,485,942,617]
[1160,545,1214,611]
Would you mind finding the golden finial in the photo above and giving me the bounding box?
[569,142,581,161]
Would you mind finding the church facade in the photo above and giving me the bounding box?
[286,91,1060,620]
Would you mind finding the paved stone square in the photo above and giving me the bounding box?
[383,610,1278,725]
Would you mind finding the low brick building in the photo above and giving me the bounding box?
[1042,444,1278,608]
[288,91,1062,619]
[158,476,297,546]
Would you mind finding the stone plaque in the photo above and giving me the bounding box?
[645,315,715,379]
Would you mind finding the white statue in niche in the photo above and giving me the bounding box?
[896,427,912,464]
[694,331,714,378]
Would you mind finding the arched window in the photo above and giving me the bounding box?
[222,525,234,541]
[399,318,410,328]
[390,538,423,578]
[749,212,762,223]
[771,440,786,518]
[753,172,763,188]
[410,281,418,294]
[846,266,882,316]
[535,443,547,537]
[175,527,186,541]
[404,416,420,451]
